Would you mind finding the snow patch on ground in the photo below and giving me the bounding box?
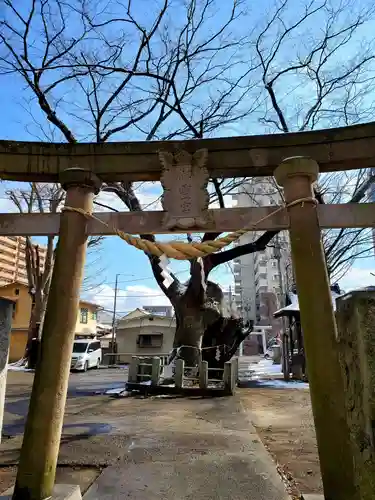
[251,379,309,389]
[254,359,283,375]
[105,387,127,395]
[7,364,34,372]
[239,358,283,379]
[238,358,309,389]
[105,379,152,395]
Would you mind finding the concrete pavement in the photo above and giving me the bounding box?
[80,397,289,500]
[1,369,290,500]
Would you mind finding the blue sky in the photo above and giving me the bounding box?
[1,0,375,315]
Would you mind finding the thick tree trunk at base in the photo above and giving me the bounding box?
[170,280,247,376]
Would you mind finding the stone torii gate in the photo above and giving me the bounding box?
[1,122,375,500]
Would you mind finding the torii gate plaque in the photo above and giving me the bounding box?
[159,149,211,230]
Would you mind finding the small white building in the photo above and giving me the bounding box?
[115,308,176,364]
[142,304,173,317]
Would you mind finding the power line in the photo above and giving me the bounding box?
[92,293,168,298]
[115,269,189,284]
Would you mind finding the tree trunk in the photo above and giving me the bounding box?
[24,293,44,364]
[170,278,246,377]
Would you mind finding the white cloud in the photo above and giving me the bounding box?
[339,266,375,291]
[84,283,171,318]
[94,182,237,213]
[0,181,18,213]
[210,194,235,209]
[94,182,163,212]
[0,197,16,213]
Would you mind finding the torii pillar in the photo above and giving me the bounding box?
[274,157,357,500]
[13,169,101,500]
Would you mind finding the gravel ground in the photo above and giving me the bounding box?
[240,386,322,498]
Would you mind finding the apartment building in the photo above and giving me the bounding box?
[232,178,291,342]
[0,236,46,287]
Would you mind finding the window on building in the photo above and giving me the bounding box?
[91,310,97,320]
[80,308,88,324]
[273,275,279,281]
[2,240,17,250]
[137,334,163,348]
[260,273,267,280]
[15,288,20,296]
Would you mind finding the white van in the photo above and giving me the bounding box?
[71,339,102,372]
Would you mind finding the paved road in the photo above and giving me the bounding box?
[68,367,128,395]
[3,367,128,437]
[5,366,128,396]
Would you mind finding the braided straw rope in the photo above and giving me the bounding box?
[62,197,316,260]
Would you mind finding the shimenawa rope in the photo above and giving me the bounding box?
[62,197,316,260]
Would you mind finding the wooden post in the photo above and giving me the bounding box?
[282,333,290,381]
[128,356,140,383]
[199,361,208,389]
[233,357,239,384]
[0,298,13,443]
[13,168,101,500]
[274,157,356,500]
[174,359,184,389]
[231,358,237,393]
[151,357,161,387]
[336,290,375,500]
[223,361,235,395]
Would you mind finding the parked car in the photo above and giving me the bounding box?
[71,339,102,372]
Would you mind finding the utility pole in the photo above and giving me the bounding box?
[110,274,119,363]
[275,235,290,380]
[274,234,287,334]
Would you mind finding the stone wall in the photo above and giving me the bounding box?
[336,290,375,500]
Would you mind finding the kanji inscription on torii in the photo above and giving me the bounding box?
[159,148,210,230]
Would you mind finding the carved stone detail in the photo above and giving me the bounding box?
[159,149,210,230]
